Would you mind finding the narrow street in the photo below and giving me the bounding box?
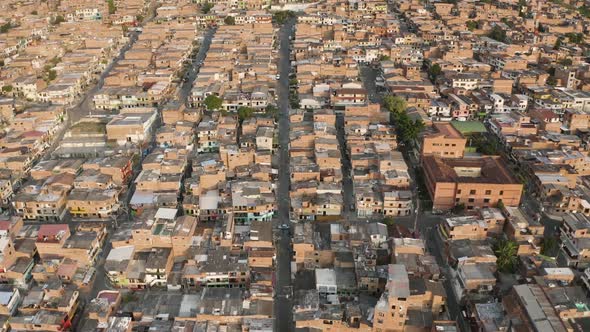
[336,114,354,219]
[273,19,296,332]
[426,227,469,332]
[77,27,216,313]
[65,1,160,125]
[179,29,215,103]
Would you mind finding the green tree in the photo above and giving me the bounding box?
[559,58,573,66]
[273,11,295,25]
[224,16,235,25]
[469,133,500,155]
[384,95,425,144]
[136,14,144,22]
[488,25,507,42]
[428,63,442,82]
[379,55,391,61]
[466,20,478,32]
[47,69,57,82]
[566,32,584,44]
[107,0,116,14]
[265,104,279,119]
[495,240,519,273]
[541,237,558,256]
[546,76,557,86]
[0,22,11,33]
[203,95,222,110]
[383,95,407,114]
[238,106,255,122]
[1,85,12,93]
[383,217,395,226]
[201,2,213,14]
[579,5,590,18]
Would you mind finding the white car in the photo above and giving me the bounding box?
[276,74,281,80]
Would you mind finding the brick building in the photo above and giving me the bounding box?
[423,156,523,211]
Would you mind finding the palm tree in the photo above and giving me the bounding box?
[495,240,518,273]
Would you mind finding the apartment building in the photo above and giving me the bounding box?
[423,156,523,211]
[421,122,467,159]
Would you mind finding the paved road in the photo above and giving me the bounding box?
[179,29,215,103]
[67,31,140,124]
[425,226,470,331]
[336,114,354,218]
[273,19,296,332]
[359,65,383,104]
[66,0,160,125]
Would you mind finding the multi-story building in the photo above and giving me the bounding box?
[421,122,467,159]
[423,156,523,211]
[373,265,446,332]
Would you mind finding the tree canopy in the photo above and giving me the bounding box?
[495,240,519,273]
[224,16,235,25]
[237,106,255,122]
[201,2,214,14]
[107,0,116,14]
[383,95,424,144]
[383,95,407,114]
[488,26,507,43]
[566,32,584,44]
[559,58,573,66]
[0,22,11,33]
[265,104,279,119]
[273,11,295,25]
[203,95,222,110]
[428,64,442,82]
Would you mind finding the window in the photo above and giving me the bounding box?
[457,190,462,194]
[485,190,491,195]
[484,198,490,203]
[468,198,475,203]
[470,190,476,195]
[499,191,504,195]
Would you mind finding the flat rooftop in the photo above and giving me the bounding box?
[432,122,463,139]
[423,156,520,185]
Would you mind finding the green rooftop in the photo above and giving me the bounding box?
[451,121,487,135]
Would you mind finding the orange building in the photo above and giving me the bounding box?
[421,122,467,159]
[423,156,523,211]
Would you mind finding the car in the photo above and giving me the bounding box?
[278,223,290,230]
[276,74,281,80]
